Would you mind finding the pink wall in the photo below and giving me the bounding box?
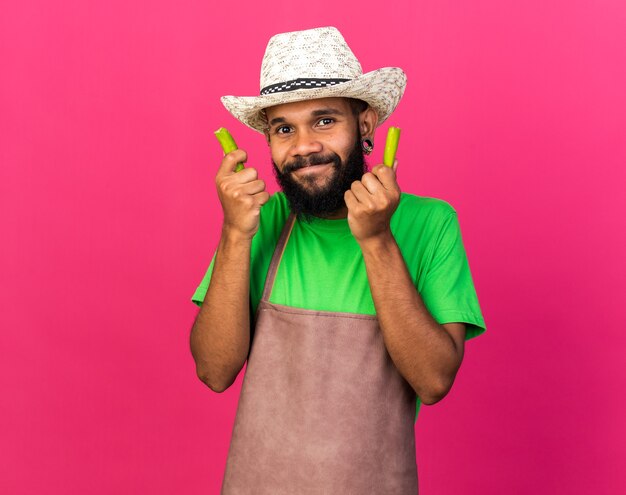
[2,1,625,493]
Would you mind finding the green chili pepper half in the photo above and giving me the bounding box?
[214,127,245,172]
[383,126,401,167]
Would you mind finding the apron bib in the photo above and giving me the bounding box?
[221,213,418,494]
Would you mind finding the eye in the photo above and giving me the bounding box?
[275,125,292,135]
[317,117,334,127]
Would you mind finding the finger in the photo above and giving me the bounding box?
[392,159,398,173]
[217,149,248,176]
[371,163,399,192]
[360,172,384,195]
[238,179,266,196]
[350,180,375,206]
[344,189,358,211]
[252,190,270,206]
[227,166,258,184]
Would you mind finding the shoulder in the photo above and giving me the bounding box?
[394,192,457,227]
[390,193,461,257]
[398,192,456,214]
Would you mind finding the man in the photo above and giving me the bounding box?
[190,27,486,494]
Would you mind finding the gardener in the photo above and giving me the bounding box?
[190,26,486,494]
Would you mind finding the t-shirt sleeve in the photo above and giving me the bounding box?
[419,211,486,340]
[191,252,216,308]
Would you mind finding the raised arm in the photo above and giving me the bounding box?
[190,149,269,392]
[345,163,465,404]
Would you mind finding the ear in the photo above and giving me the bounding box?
[359,106,379,141]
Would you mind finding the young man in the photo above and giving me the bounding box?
[190,27,486,493]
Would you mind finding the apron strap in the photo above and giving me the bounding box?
[260,212,296,302]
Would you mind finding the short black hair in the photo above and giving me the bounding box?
[348,98,369,118]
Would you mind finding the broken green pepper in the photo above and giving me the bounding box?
[214,127,245,172]
[383,126,401,167]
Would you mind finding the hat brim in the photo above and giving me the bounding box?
[220,67,407,133]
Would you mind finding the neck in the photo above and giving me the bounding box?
[313,205,348,220]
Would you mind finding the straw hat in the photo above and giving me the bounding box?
[221,26,407,133]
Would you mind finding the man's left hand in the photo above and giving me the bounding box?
[344,162,401,245]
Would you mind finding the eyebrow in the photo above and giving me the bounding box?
[311,108,344,117]
[268,107,345,127]
[268,116,287,126]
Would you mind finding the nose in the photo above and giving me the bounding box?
[290,128,323,157]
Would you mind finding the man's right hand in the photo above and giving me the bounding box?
[215,149,270,239]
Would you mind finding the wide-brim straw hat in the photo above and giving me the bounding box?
[221,26,407,133]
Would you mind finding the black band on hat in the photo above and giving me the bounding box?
[260,78,351,95]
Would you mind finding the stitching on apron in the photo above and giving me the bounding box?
[260,212,296,303]
[259,301,378,321]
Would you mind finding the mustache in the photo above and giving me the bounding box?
[282,153,340,174]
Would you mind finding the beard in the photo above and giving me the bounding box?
[272,131,367,222]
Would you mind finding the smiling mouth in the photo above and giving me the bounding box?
[293,162,333,175]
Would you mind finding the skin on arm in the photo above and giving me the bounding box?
[346,163,466,404]
[189,148,269,392]
[360,232,466,404]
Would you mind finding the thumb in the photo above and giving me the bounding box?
[392,159,398,173]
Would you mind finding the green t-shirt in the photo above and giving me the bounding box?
[192,192,487,419]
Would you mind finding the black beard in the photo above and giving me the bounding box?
[272,134,367,222]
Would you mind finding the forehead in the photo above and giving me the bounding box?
[264,97,352,121]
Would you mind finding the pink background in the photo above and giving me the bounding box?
[2,0,625,493]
